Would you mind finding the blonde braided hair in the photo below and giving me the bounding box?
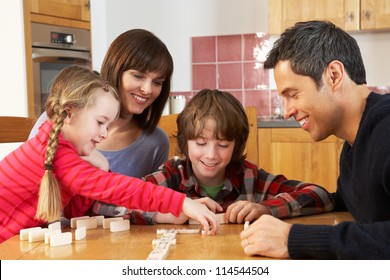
[35,65,119,222]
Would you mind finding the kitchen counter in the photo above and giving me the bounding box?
[258,117,300,128]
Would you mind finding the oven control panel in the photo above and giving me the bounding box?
[51,32,74,45]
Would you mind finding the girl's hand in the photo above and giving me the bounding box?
[182,197,220,235]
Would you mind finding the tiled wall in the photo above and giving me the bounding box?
[169,34,390,118]
[170,32,276,118]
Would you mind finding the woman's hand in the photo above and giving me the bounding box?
[153,212,189,224]
[81,149,109,171]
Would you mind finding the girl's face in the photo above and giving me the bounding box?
[61,89,119,156]
[188,118,235,187]
[120,69,165,115]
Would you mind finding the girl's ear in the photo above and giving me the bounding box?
[63,106,74,124]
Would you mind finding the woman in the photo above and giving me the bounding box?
[29,29,172,177]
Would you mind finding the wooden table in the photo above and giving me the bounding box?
[0,212,354,260]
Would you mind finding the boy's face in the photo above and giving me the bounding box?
[61,89,119,156]
[188,118,234,187]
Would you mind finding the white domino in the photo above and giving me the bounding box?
[20,227,42,241]
[94,215,104,227]
[148,229,178,260]
[48,221,61,231]
[50,232,72,247]
[75,227,87,240]
[76,217,97,229]
[110,220,130,232]
[28,228,49,242]
[177,228,200,234]
[152,238,176,246]
[156,228,177,235]
[147,247,169,260]
[244,221,250,230]
[45,230,62,244]
[70,216,89,228]
[103,217,123,229]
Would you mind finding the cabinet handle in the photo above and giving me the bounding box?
[364,10,371,20]
[346,11,354,22]
[85,0,90,10]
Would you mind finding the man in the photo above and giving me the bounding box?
[240,20,390,259]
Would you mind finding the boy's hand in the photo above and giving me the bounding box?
[194,197,223,213]
[225,201,270,223]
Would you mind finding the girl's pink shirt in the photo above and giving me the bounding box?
[0,121,185,243]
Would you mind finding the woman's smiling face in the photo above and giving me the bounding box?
[120,69,165,115]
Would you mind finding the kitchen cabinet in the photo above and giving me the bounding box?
[23,0,91,118]
[27,0,90,30]
[257,127,344,192]
[360,0,390,30]
[268,0,390,34]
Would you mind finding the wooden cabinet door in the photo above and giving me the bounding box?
[258,128,343,192]
[30,0,90,22]
[269,0,360,34]
[361,0,390,30]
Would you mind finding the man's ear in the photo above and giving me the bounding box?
[326,60,344,91]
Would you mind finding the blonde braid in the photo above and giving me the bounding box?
[35,109,67,222]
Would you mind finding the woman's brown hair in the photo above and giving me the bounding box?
[100,29,174,134]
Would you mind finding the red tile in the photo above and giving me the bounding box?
[217,63,242,89]
[192,36,216,63]
[243,33,270,62]
[244,89,270,116]
[192,64,217,90]
[243,62,269,90]
[217,35,242,62]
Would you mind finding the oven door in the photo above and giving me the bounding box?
[32,47,91,117]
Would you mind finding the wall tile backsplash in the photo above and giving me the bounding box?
[169,33,390,118]
[171,32,275,118]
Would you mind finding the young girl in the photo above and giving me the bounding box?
[0,66,219,243]
[93,89,334,224]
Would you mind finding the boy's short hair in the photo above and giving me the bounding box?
[177,89,249,163]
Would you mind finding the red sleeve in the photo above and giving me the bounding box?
[53,141,186,217]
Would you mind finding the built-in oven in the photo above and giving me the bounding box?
[31,22,91,117]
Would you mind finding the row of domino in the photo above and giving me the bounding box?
[19,216,130,247]
[146,228,200,260]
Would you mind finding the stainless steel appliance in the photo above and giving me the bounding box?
[31,23,91,117]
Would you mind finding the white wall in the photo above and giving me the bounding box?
[90,0,268,91]
[90,0,390,90]
[0,0,28,117]
[0,0,28,159]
